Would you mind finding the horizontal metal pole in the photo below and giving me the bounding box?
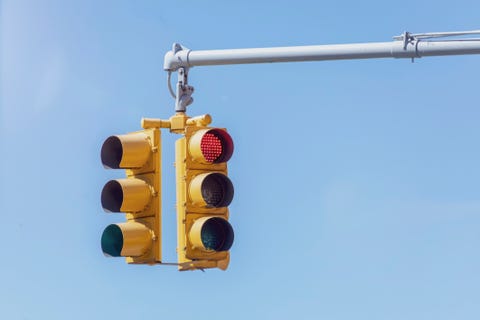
[164,39,480,71]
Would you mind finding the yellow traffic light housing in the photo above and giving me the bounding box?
[99,113,236,271]
[100,128,161,264]
[175,123,235,271]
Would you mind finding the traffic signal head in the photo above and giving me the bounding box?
[175,124,235,271]
[100,128,161,264]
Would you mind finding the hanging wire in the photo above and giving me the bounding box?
[167,71,176,99]
[394,29,480,41]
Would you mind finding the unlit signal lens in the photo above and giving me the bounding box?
[189,173,234,208]
[201,217,234,251]
[201,173,234,207]
[101,136,123,169]
[101,224,124,257]
[189,217,234,252]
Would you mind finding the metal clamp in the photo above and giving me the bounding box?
[393,31,419,62]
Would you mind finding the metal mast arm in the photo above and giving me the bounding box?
[164,30,480,71]
[164,30,480,113]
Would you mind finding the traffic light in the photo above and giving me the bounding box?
[100,127,161,264]
[175,123,235,271]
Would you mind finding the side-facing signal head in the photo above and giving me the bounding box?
[101,133,151,169]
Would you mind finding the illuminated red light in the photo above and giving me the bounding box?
[201,133,223,163]
[194,128,233,164]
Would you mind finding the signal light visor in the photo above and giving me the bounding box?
[101,133,151,169]
[101,222,152,257]
[101,179,151,213]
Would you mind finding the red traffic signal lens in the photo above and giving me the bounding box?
[200,129,233,163]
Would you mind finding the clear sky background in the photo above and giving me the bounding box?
[1,1,479,319]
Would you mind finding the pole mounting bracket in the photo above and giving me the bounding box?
[165,43,195,113]
[174,67,194,113]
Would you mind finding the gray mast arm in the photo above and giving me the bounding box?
[164,31,480,71]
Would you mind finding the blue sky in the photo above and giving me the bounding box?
[1,1,480,319]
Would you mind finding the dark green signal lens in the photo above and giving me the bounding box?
[201,217,234,251]
[101,224,124,257]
